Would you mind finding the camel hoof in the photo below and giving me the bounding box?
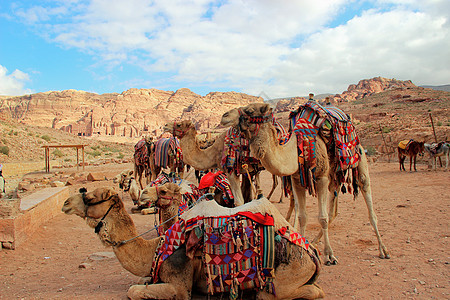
[325,256,338,266]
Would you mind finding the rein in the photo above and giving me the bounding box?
[172,121,190,139]
[155,186,176,209]
[81,191,118,234]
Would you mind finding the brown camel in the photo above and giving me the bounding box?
[164,120,260,206]
[133,136,154,189]
[221,103,390,265]
[62,187,324,299]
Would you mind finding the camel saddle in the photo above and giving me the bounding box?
[134,139,152,167]
[149,197,317,299]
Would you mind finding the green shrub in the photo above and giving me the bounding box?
[0,145,9,156]
[41,135,51,142]
[52,149,64,158]
[117,153,125,159]
[381,127,392,134]
[437,121,442,126]
[366,146,376,156]
[87,150,102,157]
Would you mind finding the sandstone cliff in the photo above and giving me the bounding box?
[0,88,263,137]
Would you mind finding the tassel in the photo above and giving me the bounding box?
[94,221,104,234]
[235,236,243,250]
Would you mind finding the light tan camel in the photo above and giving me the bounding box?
[164,120,258,206]
[221,103,390,265]
[62,187,324,299]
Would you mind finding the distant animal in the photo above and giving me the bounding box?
[398,140,425,171]
[133,136,154,189]
[424,142,449,170]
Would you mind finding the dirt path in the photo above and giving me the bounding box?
[0,161,449,299]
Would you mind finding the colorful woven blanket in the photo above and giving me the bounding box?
[198,171,234,206]
[221,128,260,175]
[289,101,361,193]
[150,209,315,299]
[134,139,151,167]
[154,137,183,168]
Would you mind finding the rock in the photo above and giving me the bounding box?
[87,172,107,181]
[50,181,65,187]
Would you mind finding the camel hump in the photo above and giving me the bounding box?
[180,197,292,230]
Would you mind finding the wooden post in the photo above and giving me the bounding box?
[76,147,79,171]
[82,146,85,171]
[429,113,442,167]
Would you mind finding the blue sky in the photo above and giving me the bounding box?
[1,0,449,99]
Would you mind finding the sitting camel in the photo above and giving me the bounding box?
[424,142,449,170]
[62,187,324,299]
[397,139,425,172]
[222,103,390,265]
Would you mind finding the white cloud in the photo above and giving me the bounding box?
[9,0,450,97]
[0,65,32,96]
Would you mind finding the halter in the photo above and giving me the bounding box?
[122,176,134,192]
[172,121,190,139]
[238,108,273,138]
[81,189,118,234]
[155,185,177,209]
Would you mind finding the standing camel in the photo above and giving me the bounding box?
[134,137,154,189]
[397,140,425,171]
[62,187,324,299]
[222,103,389,265]
[152,137,185,181]
[164,120,258,206]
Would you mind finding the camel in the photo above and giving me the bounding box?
[424,142,449,170]
[151,136,186,181]
[134,136,154,189]
[398,140,425,171]
[62,187,324,299]
[164,120,258,206]
[221,103,390,265]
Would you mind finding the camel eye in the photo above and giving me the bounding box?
[223,112,229,117]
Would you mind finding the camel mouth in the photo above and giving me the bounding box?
[162,123,172,132]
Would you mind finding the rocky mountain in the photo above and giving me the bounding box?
[0,88,263,138]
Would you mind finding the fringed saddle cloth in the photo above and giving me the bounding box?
[154,137,183,168]
[149,210,314,299]
[290,101,361,195]
[134,139,152,167]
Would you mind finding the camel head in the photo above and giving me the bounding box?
[164,120,195,138]
[113,169,133,187]
[237,103,272,140]
[62,187,122,222]
[220,108,240,128]
[62,187,88,218]
[139,183,182,209]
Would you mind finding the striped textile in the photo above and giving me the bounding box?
[153,137,183,168]
[221,128,260,175]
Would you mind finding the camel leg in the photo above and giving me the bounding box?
[285,194,295,222]
[409,156,413,172]
[291,178,306,234]
[267,175,278,200]
[315,176,337,265]
[256,283,325,300]
[358,153,390,259]
[227,172,245,206]
[127,283,183,300]
[312,188,339,244]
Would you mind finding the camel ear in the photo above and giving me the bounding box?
[259,104,271,115]
[102,188,116,201]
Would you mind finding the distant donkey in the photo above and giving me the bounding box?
[424,142,449,170]
[398,139,425,171]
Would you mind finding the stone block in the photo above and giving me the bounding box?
[87,172,107,181]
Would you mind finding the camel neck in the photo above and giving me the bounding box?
[178,129,225,170]
[102,209,160,277]
[251,123,299,176]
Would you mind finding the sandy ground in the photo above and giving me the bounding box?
[0,161,449,299]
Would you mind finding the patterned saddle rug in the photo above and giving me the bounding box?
[290,101,361,194]
[149,204,314,299]
[134,139,152,167]
[154,137,183,168]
